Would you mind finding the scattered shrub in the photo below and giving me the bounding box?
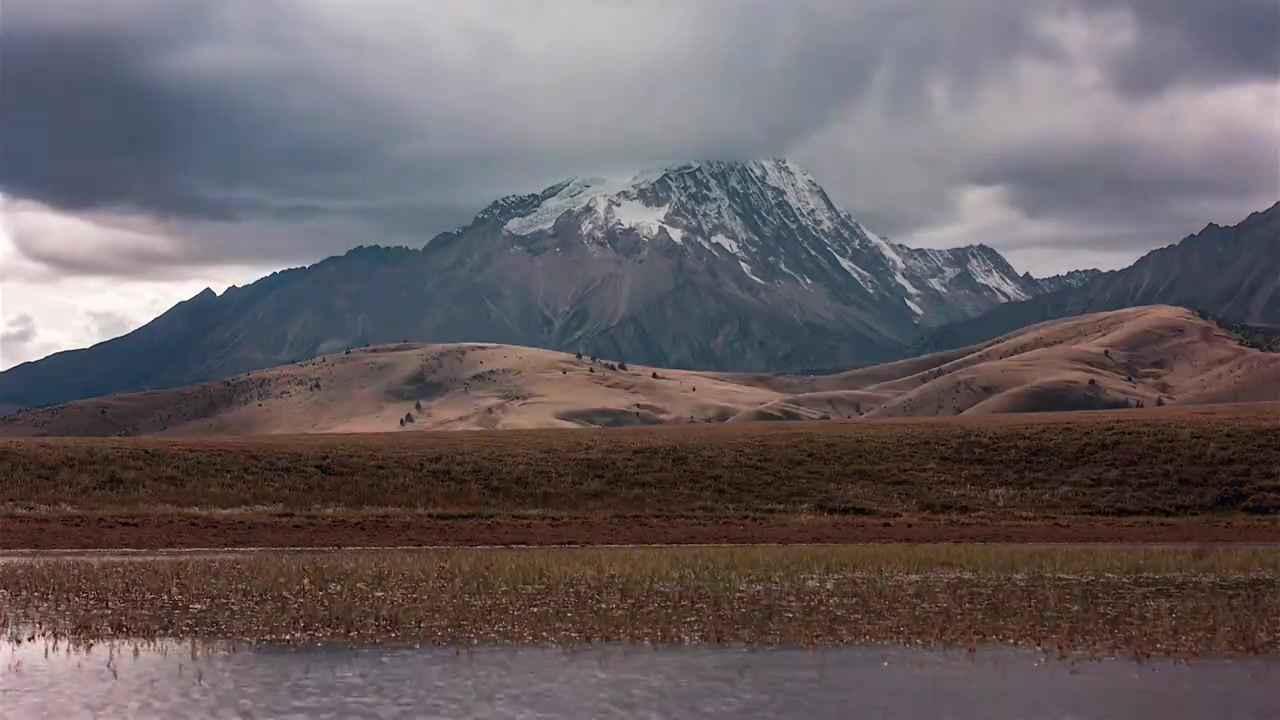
[1196,310,1280,352]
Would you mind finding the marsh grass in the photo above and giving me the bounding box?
[3,546,1277,656]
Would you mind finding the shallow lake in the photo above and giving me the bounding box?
[3,643,1277,719]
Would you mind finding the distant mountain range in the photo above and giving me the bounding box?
[0,160,1274,412]
[915,202,1280,355]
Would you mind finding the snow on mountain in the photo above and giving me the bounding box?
[488,159,1043,325]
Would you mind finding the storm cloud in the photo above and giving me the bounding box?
[1,1,1277,281]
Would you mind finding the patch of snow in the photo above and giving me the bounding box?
[664,166,754,242]
[778,259,812,288]
[926,266,961,294]
[857,222,920,296]
[503,170,691,244]
[739,260,766,284]
[904,297,923,315]
[613,198,670,228]
[505,177,609,234]
[503,172,664,235]
[833,254,875,292]
[967,251,1029,301]
[753,160,841,232]
[710,233,742,256]
[892,268,920,296]
[611,198,683,242]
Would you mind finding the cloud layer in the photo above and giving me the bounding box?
[1,0,1277,365]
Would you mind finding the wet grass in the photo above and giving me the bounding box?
[2,406,1279,520]
[3,546,1278,656]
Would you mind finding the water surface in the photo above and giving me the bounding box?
[4,643,1276,719]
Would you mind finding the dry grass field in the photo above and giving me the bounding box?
[3,546,1277,655]
[1,403,1277,548]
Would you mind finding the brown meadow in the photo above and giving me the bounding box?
[3,404,1278,517]
[2,404,1277,547]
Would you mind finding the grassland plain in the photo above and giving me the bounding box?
[2,546,1278,655]
[1,403,1277,548]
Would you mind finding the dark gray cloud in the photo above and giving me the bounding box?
[970,104,1280,234]
[1086,0,1280,95]
[0,0,1276,278]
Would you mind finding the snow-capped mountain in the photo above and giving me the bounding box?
[472,159,1044,325]
[0,159,1066,409]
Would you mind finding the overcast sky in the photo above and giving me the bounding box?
[2,0,1278,369]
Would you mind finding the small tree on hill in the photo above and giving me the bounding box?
[404,412,415,424]
[414,401,423,412]
[1156,396,1166,407]
[651,371,659,379]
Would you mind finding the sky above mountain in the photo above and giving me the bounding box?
[2,0,1277,369]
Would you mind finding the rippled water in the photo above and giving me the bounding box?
[3,643,1277,719]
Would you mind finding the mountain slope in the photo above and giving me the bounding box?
[3,305,1277,436]
[0,160,1049,410]
[1027,269,1104,294]
[918,203,1280,353]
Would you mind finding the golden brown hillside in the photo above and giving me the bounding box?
[2,305,1277,436]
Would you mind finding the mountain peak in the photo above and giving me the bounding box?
[490,158,843,243]
[463,157,1050,323]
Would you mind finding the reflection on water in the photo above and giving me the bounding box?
[3,642,1277,719]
